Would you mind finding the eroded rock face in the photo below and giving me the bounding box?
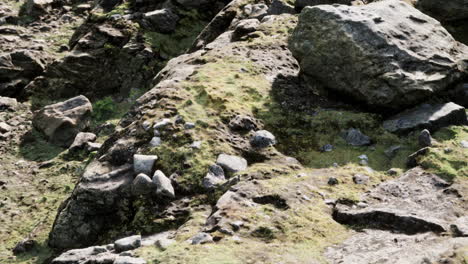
[290,0,468,110]
[33,95,92,147]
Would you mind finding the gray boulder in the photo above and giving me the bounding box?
[133,154,158,175]
[295,0,352,12]
[0,122,11,133]
[144,9,179,34]
[132,173,154,195]
[114,256,147,264]
[202,164,226,189]
[250,130,277,148]
[233,19,260,39]
[69,132,97,152]
[33,95,92,147]
[353,174,369,185]
[190,232,213,245]
[153,170,175,199]
[51,246,109,264]
[0,96,17,111]
[342,128,371,146]
[383,102,467,134]
[114,235,142,253]
[216,154,248,173]
[290,1,468,110]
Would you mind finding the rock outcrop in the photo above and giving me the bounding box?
[290,0,468,110]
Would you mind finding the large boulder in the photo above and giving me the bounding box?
[33,95,92,147]
[21,0,54,17]
[289,0,468,110]
[143,9,180,34]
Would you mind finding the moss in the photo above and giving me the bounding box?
[417,126,468,181]
[19,129,65,162]
[106,2,132,17]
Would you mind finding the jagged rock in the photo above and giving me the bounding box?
[328,177,338,185]
[342,128,371,146]
[250,130,276,148]
[49,162,134,249]
[352,174,369,184]
[190,232,213,245]
[333,167,463,234]
[144,9,180,34]
[114,235,142,253]
[202,164,226,189]
[0,122,11,133]
[0,50,45,97]
[114,256,147,264]
[407,147,430,168]
[295,0,353,12]
[149,137,162,147]
[383,102,467,134]
[153,118,171,130]
[22,0,54,17]
[268,0,295,15]
[132,173,154,195]
[216,154,248,173]
[418,129,433,148]
[384,145,401,159]
[12,239,36,255]
[233,19,260,39]
[133,154,158,175]
[290,1,468,110]
[0,96,17,111]
[228,115,258,131]
[153,170,175,198]
[33,95,92,147]
[69,132,97,152]
[86,142,102,152]
[244,4,268,19]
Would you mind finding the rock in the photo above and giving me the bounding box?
[228,115,258,131]
[190,232,213,245]
[153,118,171,130]
[250,130,276,148]
[190,141,202,149]
[290,1,468,110]
[114,235,142,253]
[149,137,162,147]
[69,132,97,152]
[268,0,295,15]
[384,145,401,159]
[216,154,248,173]
[133,154,158,175]
[418,129,433,148]
[0,122,11,133]
[144,9,180,34]
[295,0,353,12]
[320,144,333,152]
[328,177,339,185]
[387,168,399,176]
[22,0,53,17]
[358,154,368,161]
[352,174,369,184]
[460,140,468,148]
[233,19,260,39]
[33,95,93,147]
[203,164,226,189]
[342,128,371,146]
[51,246,109,264]
[132,173,154,195]
[86,142,102,152]
[153,170,175,199]
[244,4,268,19]
[406,147,430,168]
[0,96,17,111]
[184,122,195,129]
[12,239,36,255]
[383,103,467,134]
[114,256,147,264]
[155,237,176,250]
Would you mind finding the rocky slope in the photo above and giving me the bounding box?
[1,0,467,263]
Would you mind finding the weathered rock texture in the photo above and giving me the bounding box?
[290,0,468,110]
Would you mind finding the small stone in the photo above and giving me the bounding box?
[0,122,12,133]
[0,96,17,111]
[342,128,371,146]
[153,170,175,199]
[184,122,195,129]
[230,221,244,231]
[142,121,152,131]
[358,154,369,161]
[12,239,36,255]
[175,115,184,124]
[149,137,162,147]
[228,115,258,131]
[216,154,248,173]
[353,174,369,185]
[190,232,213,245]
[133,154,158,175]
[114,235,142,253]
[132,173,154,195]
[190,141,202,149]
[460,140,468,148]
[155,238,175,250]
[359,159,368,166]
[114,256,147,264]
[250,130,276,148]
[387,168,399,176]
[153,118,171,130]
[320,144,333,152]
[328,177,339,185]
[69,132,97,152]
[202,164,226,189]
[86,142,102,152]
[444,148,453,153]
[418,129,433,148]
